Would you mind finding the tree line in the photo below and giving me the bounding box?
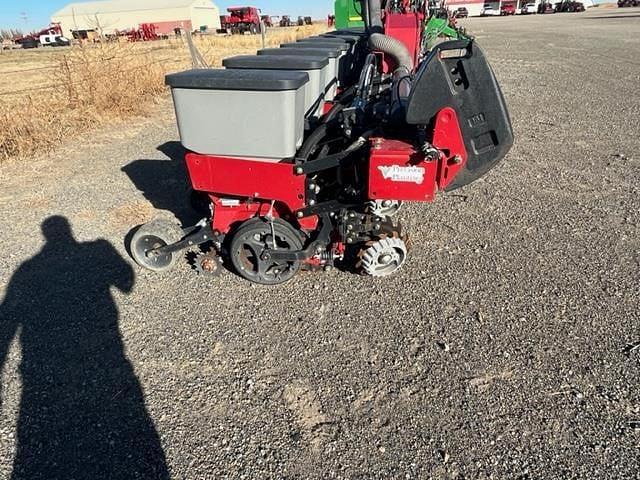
[1,29,24,41]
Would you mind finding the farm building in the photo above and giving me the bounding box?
[51,0,221,37]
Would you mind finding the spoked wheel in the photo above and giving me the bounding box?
[130,219,183,272]
[229,218,303,285]
[366,200,403,217]
[193,251,224,278]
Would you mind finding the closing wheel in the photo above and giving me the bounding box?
[130,219,183,272]
[229,218,303,285]
[193,251,224,278]
[359,237,408,277]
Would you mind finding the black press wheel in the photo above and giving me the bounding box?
[229,218,303,285]
[130,219,183,272]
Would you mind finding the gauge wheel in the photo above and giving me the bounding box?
[229,218,303,285]
[130,219,183,272]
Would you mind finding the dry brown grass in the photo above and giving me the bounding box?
[0,44,167,160]
[0,24,327,162]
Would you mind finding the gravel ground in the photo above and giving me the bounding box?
[1,8,639,480]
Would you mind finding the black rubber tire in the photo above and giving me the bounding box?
[229,218,303,285]
[130,219,183,272]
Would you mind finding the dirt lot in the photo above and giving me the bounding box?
[0,8,639,480]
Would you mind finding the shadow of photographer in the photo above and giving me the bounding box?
[0,216,168,480]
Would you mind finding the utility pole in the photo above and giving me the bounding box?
[20,11,29,30]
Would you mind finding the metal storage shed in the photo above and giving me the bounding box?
[51,0,221,36]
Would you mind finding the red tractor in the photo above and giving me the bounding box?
[131,0,513,285]
[220,6,262,34]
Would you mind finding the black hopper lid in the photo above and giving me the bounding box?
[223,55,329,71]
[165,68,309,91]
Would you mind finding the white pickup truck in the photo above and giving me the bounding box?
[39,33,71,47]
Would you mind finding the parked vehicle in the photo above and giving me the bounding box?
[19,38,39,49]
[39,33,71,46]
[219,6,261,34]
[1,41,22,50]
[279,15,293,27]
[500,4,517,14]
[618,0,640,6]
[14,23,71,48]
[554,0,585,11]
[480,5,501,15]
[537,2,555,12]
[297,16,305,26]
[304,16,313,25]
[453,7,469,18]
[520,3,537,13]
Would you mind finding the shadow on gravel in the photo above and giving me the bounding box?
[122,141,201,225]
[0,216,168,480]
